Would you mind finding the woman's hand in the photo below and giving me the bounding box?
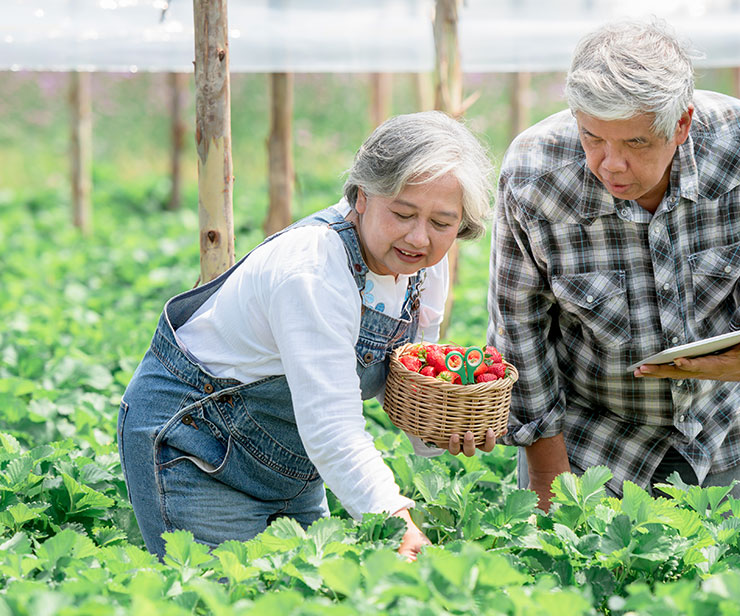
[393,507,431,561]
[446,428,499,457]
[634,344,740,382]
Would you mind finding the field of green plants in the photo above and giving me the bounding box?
[3,69,740,615]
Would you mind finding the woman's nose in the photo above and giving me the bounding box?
[405,221,430,247]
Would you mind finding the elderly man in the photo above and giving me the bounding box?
[489,19,740,510]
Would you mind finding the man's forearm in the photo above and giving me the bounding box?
[525,433,570,511]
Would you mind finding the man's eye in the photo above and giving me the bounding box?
[394,212,412,220]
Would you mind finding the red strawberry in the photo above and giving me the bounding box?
[420,365,437,377]
[475,372,499,383]
[399,355,422,372]
[485,346,503,364]
[437,370,461,384]
[405,344,426,360]
[488,363,507,378]
[473,362,488,377]
[426,348,448,373]
[444,346,465,357]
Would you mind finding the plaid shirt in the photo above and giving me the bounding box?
[489,90,740,496]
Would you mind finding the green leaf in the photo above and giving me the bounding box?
[306,517,346,556]
[551,472,580,507]
[36,528,98,567]
[621,481,653,524]
[503,489,539,523]
[414,470,448,503]
[0,501,49,527]
[213,549,259,584]
[162,530,213,569]
[319,557,361,596]
[601,514,633,553]
[267,515,307,540]
[0,457,34,490]
[580,465,612,507]
[61,472,114,514]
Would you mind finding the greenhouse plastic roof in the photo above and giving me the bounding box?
[3,0,740,73]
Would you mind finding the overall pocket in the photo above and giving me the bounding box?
[154,380,321,503]
[552,270,631,344]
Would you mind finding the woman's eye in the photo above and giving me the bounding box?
[394,212,412,220]
[432,220,452,229]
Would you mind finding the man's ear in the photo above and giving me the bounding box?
[675,105,694,145]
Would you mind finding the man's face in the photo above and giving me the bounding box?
[576,109,693,211]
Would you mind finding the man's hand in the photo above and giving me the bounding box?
[446,428,500,457]
[634,344,740,382]
[393,507,431,561]
[525,433,570,512]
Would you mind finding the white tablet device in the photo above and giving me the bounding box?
[627,330,740,372]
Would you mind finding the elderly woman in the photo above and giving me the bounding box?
[118,111,495,561]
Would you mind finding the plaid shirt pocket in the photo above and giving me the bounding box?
[689,241,740,323]
[552,270,631,344]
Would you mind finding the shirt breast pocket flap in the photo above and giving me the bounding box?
[551,270,631,343]
[689,242,740,322]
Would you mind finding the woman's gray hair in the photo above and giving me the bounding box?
[565,18,697,140]
[343,110,494,240]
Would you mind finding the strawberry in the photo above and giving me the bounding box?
[420,365,437,377]
[475,372,499,383]
[487,363,507,379]
[437,370,461,384]
[473,361,488,378]
[444,345,465,357]
[405,344,427,361]
[399,355,422,372]
[485,346,503,364]
[426,348,448,373]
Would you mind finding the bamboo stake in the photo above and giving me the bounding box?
[168,72,189,211]
[509,72,531,143]
[263,73,294,236]
[70,70,92,235]
[413,72,434,111]
[193,0,234,284]
[433,0,463,339]
[369,73,393,127]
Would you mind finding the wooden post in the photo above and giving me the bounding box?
[70,71,92,235]
[263,72,294,236]
[509,72,531,143]
[434,0,463,338]
[413,72,434,111]
[168,72,189,211]
[433,0,462,116]
[193,0,234,284]
[733,67,740,99]
[369,73,393,127]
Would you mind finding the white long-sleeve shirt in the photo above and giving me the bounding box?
[176,205,446,519]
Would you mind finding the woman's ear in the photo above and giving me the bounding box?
[356,188,367,214]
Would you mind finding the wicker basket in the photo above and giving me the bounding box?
[383,343,518,448]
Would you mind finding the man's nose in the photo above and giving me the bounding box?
[601,145,628,173]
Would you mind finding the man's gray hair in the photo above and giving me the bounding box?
[565,19,696,140]
[343,110,494,240]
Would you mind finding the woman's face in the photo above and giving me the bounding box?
[353,173,463,277]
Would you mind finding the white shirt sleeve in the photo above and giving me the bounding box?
[261,229,414,519]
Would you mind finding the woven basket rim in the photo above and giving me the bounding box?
[389,342,519,389]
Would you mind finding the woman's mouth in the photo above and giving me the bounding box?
[395,247,424,262]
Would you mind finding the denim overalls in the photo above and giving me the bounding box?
[118,205,422,558]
